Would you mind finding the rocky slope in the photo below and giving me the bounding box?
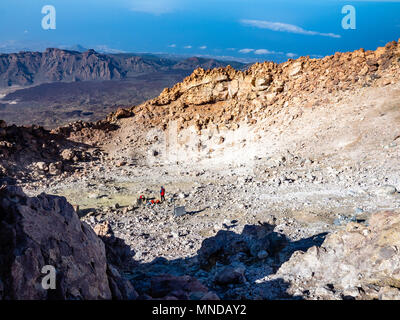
[1,40,400,300]
[53,39,400,170]
[106,39,399,130]
[0,119,107,183]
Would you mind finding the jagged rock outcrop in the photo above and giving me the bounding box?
[0,49,124,87]
[104,39,400,133]
[277,210,400,300]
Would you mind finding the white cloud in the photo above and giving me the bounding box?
[238,48,254,53]
[241,19,341,38]
[254,49,283,55]
[168,44,176,48]
[239,48,285,55]
[286,52,297,58]
[199,45,207,50]
[184,45,192,49]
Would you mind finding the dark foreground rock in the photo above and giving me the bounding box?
[0,185,134,300]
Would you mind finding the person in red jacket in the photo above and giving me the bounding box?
[160,186,166,202]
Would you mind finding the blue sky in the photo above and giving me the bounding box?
[0,0,399,62]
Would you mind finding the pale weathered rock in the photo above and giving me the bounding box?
[277,211,400,300]
[112,108,133,121]
[94,221,112,237]
[61,149,75,161]
[375,185,397,196]
[98,39,400,138]
[35,161,48,171]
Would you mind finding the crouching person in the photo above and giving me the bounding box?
[136,194,146,207]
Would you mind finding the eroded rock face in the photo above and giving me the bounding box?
[0,185,139,300]
[0,49,121,87]
[0,185,112,300]
[277,210,400,300]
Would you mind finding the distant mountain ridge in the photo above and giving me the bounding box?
[0,48,246,87]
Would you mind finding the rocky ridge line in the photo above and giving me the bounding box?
[106,39,400,132]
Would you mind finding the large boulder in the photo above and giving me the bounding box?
[0,185,134,300]
[277,210,400,300]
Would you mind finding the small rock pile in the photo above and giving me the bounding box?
[0,121,97,183]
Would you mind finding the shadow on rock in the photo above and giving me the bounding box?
[129,221,327,300]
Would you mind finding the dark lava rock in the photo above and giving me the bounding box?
[0,185,136,300]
